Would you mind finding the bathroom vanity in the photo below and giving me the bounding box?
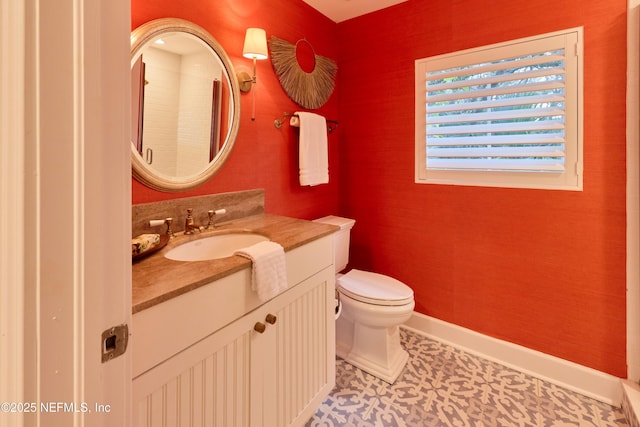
[131,214,338,427]
[128,14,339,424]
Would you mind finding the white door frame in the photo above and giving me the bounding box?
[0,0,27,423]
[1,0,131,426]
[628,0,640,384]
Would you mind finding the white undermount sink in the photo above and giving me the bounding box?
[164,232,269,261]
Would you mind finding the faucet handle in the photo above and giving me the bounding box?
[149,219,165,228]
[149,218,175,238]
[205,210,215,229]
[164,218,175,238]
[205,209,227,229]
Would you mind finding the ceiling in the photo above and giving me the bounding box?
[301,0,408,23]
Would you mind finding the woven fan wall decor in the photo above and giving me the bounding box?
[269,36,337,109]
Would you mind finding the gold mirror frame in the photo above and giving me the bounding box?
[130,18,241,192]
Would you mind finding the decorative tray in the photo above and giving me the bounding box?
[132,233,169,262]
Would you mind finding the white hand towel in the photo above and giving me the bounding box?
[235,241,288,302]
[295,111,329,186]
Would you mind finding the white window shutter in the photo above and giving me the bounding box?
[415,28,583,190]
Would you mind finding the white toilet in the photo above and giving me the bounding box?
[314,215,415,383]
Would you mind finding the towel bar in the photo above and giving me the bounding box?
[274,112,339,133]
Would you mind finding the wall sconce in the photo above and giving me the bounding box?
[237,28,268,121]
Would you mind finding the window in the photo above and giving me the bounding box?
[415,28,583,190]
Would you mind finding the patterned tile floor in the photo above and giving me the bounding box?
[306,328,629,427]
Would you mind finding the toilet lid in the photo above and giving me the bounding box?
[337,269,414,306]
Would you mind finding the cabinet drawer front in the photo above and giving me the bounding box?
[285,236,333,286]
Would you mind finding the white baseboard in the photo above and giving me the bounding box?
[403,312,623,406]
[622,381,640,427]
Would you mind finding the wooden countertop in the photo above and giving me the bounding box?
[132,214,338,313]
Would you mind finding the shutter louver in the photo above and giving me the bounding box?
[424,44,568,173]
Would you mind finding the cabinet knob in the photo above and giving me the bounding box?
[265,313,277,325]
[254,322,266,334]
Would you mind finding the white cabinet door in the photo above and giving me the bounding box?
[259,265,336,427]
[133,310,256,427]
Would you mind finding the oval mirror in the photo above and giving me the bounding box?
[130,18,241,192]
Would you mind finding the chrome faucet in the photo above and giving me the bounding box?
[184,208,202,235]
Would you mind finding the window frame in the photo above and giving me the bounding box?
[414,27,584,191]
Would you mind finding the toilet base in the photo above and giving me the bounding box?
[336,322,409,384]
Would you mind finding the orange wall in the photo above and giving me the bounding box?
[337,0,627,377]
[131,0,340,220]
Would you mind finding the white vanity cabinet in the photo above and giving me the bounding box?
[132,236,335,427]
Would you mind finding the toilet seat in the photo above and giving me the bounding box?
[337,269,414,306]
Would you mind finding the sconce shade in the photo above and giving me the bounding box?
[243,28,268,60]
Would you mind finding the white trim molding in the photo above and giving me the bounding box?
[625,0,640,424]
[7,0,132,425]
[404,312,623,406]
[0,0,26,424]
[627,0,640,386]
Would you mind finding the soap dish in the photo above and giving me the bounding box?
[132,233,169,262]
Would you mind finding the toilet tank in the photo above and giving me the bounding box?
[313,216,355,273]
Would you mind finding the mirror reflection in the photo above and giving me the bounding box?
[130,18,240,192]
